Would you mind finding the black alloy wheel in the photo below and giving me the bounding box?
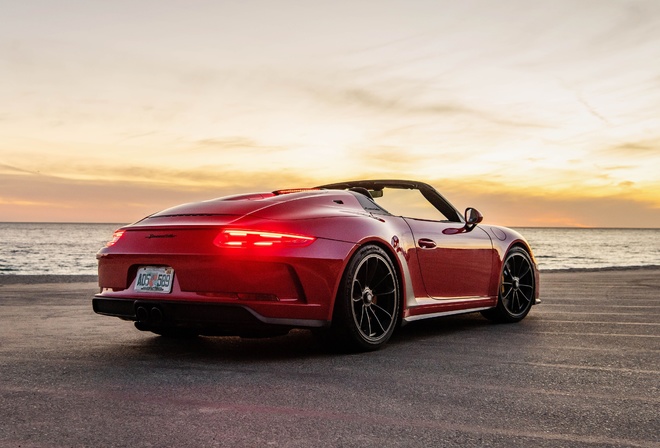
[325,245,400,351]
[482,247,535,323]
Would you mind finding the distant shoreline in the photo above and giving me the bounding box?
[0,275,98,285]
[540,265,660,273]
[1,222,660,230]
[2,265,660,285]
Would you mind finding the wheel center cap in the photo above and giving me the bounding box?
[363,288,374,305]
[513,277,520,290]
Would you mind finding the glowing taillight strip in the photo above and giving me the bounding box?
[215,230,316,248]
[106,230,126,247]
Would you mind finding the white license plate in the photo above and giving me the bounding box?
[134,267,174,293]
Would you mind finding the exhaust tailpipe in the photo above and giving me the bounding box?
[150,307,163,323]
[136,306,149,322]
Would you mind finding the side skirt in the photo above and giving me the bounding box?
[401,296,497,325]
[402,306,492,324]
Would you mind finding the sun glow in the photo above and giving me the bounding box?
[1,1,659,226]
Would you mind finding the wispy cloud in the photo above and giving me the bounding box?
[306,86,548,130]
[0,163,39,175]
[191,137,285,154]
[600,140,660,156]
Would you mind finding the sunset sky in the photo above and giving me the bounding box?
[1,0,659,227]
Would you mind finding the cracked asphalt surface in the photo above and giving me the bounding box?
[0,269,658,447]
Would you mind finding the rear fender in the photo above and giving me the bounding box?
[325,234,414,325]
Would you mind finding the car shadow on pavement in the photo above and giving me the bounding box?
[127,329,326,361]
[107,312,496,362]
[391,312,493,342]
[388,313,495,348]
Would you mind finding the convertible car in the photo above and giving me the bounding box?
[93,180,539,351]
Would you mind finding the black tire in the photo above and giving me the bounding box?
[322,245,400,352]
[482,247,535,323]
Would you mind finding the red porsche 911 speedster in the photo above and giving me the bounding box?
[93,180,540,351]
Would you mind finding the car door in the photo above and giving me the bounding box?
[403,218,495,299]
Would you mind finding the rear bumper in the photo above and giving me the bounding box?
[92,296,329,335]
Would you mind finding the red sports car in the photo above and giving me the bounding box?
[93,180,539,351]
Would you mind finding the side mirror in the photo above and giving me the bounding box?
[442,208,484,235]
[465,208,483,228]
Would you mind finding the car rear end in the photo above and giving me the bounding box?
[93,193,359,336]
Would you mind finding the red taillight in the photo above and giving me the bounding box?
[106,230,126,247]
[214,230,316,248]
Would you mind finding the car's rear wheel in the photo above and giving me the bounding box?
[322,245,400,352]
[482,247,535,323]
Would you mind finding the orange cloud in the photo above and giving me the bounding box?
[2,169,659,227]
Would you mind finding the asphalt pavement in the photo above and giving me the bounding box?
[0,269,658,447]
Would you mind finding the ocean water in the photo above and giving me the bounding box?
[0,223,659,275]
[514,227,660,271]
[0,223,122,276]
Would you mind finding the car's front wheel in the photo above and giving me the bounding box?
[321,245,400,352]
[482,247,535,323]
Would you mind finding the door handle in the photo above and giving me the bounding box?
[418,238,437,249]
